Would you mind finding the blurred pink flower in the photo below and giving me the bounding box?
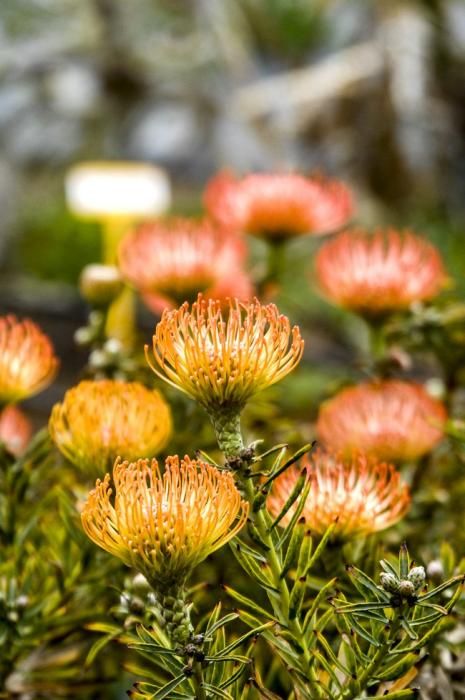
[268,450,410,538]
[119,218,252,311]
[317,380,446,461]
[315,229,446,315]
[204,171,353,240]
[0,405,32,456]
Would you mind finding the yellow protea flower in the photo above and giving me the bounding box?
[0,315,58,404]
[146,296,303,411]
[49,380,172,477]
[81,455,249,585]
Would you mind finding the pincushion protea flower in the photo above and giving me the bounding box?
[82,456,248,641]
[49,380,172,477]
[0,316,58,404]
[146,296,304,455]
[268,451,410,539]
[204,171,353,240]
[315,229,446,315]
[0,405,32,456]
[119,218,253,311]
[317,380,446,462]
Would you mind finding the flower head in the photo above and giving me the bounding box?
[49,380,172,477]
[268,451,410,539]
[315,229,446,315]
[0,405,32,456]
[81,456,249,585]
[204,171,353,240]
[119,218,252,311]
[317,380,446,461]
[0,316,58,404]
[146,296,304,412]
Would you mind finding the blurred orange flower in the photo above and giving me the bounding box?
[81,455,248,585]
[119,218,253,312]
[204,171,353,240]
[317,380,446,461]
[0,405,32,456]
[315,229,446,315]
[146,295,304,412]
[49,380,172,477]
[268,451,410,538]
[0,316,58,404]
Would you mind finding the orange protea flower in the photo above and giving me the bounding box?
[0,316,58,404]
[317,380,446,461]
[146,296,304,412]
[204,171,353,240]
[315,229,446,315]
[0,405,32,456]
[267,451,410,539]
[49,380,172,477]
[81,455,249,586]
[119,218,253,311]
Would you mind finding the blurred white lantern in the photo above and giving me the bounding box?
[65,161,171,220]
[65,161,171,347]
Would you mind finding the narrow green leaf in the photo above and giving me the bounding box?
[153,673,186,699]
[85,631,119,666]
[303,523,337,576]
[346,565,390,602]
[219,622,275,657]
[222,585,276,622]
[207,612,240,636]
[375,652,419,680]
[280,518,306,578]
[417,575,465,602]
[269,471,307,531]
[276,477,312,550]
[231,544,279,593]
[201,683,233,699]
[303,577,338,635]
[399,542,410,579]
[262,443,315,489]
[289,576,307,620]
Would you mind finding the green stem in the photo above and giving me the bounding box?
[367,318,387,363]
[192,663,207,700]
[260,238,286,297]
[342,617,401,698]
[243,478,322,696]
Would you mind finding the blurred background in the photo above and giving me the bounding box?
[0,0,464,420]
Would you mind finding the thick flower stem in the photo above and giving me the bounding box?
[213,411,319,693]
[153,582,193,645]
[192,663,207,700]
[207,407,244,459]
[243,481,316,680]
[342,617,401,698]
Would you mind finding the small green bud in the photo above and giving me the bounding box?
[398,580,415,598]
[80,264,123,307]
[380,572,399,593]
[408,566,426,591]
